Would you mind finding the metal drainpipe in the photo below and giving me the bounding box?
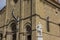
[19,0,22,40]
[30,0,32,31]
[30,0,32,37]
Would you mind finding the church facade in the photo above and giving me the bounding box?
[0,0,60,40]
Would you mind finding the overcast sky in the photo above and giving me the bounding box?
[0,0,6,10]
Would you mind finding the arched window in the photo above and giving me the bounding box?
[10,22,17,40]
[26,25,32,40]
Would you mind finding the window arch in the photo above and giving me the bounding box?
[11,22,17,32]
[26,25,32,40]
[26,25,32,35]
[25,23,32,40]
[10,21,17,40]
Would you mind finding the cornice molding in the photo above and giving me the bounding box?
[41,0,60,9]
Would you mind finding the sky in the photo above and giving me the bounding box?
[0,0,6,10]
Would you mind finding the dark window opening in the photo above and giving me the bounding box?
[26,25,32,40]
[11,23,17,32]
[27,35,31,40]
[0,33,3,40]
[11,22,17,40]
[26,25,32,34]
[12,33,16,40]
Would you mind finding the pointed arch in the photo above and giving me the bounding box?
[10,20,17,40]
[24,22,32,40]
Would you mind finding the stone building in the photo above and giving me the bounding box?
[0,0,60,40]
